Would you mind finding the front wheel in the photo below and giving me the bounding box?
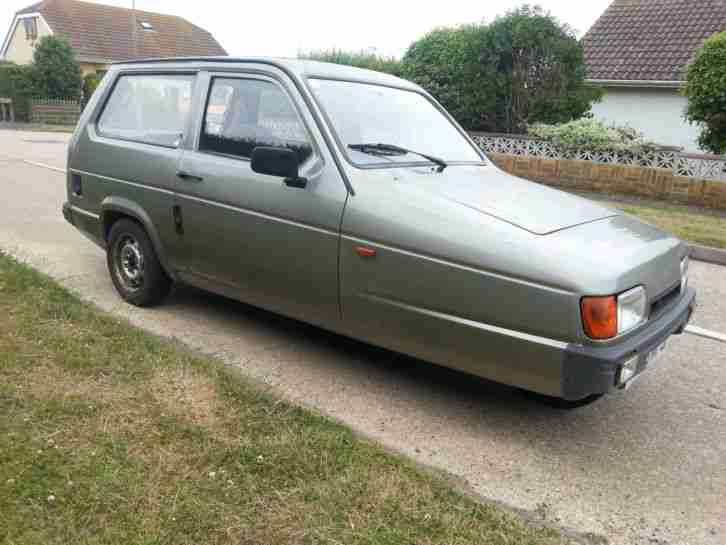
[523,390,604,410]
[107,219,171,307]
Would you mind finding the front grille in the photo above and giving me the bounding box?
[650,284,681,318]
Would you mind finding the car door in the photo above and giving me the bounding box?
[72,71,197,273]
[173,70,348,328]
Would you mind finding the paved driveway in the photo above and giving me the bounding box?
[1,130,724,545]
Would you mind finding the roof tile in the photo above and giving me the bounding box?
[16,0,226,62]
[583,0,726,82]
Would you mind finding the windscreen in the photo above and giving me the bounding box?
[308,78,483,166]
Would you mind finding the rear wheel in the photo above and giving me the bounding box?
[107,219,171,307]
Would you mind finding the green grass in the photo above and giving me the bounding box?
[579,193,726,249]
[0,252,573,545]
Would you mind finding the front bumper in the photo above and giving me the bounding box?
[561,287,696,400]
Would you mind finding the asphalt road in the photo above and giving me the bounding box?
[1,130,724,545]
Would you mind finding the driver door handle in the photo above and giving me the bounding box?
[177,171,204,182]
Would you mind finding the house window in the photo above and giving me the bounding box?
[23,17,38,41]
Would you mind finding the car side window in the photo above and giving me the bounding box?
[199,78,313,164]
[98,74,194,148]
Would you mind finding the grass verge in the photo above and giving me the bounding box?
[579,192,726,249]
[0,252,571,545]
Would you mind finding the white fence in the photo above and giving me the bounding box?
[471,133,726,182]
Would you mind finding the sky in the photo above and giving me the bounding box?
[1,0,613,59]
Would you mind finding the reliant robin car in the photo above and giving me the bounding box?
[63,57,696,407]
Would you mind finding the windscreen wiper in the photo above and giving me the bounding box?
[348,143,448,172]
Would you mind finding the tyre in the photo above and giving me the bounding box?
[523,390,604,410]
[106,218,171,307]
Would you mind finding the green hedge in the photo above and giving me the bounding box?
[0,62,34,121]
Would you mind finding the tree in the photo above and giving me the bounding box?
[402,25,498,131]
[31,36,82,99]
[684,31,726,154]
[299,49,403,77]
[484,5,601,133]
[402,5,601,133]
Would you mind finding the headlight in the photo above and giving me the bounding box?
[680,256,689,293]
[617,286,647,334]
[582,286,648,340]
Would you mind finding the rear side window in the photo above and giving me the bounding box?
[200,78,312,164]
[98,74,194,148]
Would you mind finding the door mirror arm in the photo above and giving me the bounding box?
[284,176,308,189]
[251,146,307,189]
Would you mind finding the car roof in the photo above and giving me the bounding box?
[112,56,421,91]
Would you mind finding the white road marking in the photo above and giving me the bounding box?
[22,159,67,174]
[685,325,726,344]
[0,153,67,173]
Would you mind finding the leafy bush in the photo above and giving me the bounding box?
[0,62,35,121]
[401,25,497,131]
[31,36,82,100]
[299,49,403,77]
[528,119,659,152]
[403,5,602,133]
[484,5,602,133]
[684,31,726,154]
[82,72,100,105]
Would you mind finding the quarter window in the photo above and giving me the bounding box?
[98,74,194,148]
[200,78,312,164]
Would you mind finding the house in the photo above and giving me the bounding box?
[0,0,226,77]
[583,0,726,152]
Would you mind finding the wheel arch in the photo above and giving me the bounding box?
[100,197,177,281]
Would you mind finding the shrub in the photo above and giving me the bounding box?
[298,49,403,77]
[528,119,659,152]
[31,36,82,100]
[484,5,602,133]
[0,62,35,121]
[82,73,100,104]
[402,5,602,133]
[402,25,497,131]
[684,31,726,154]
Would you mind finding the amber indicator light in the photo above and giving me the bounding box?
[581,295,618,339]
[355,246,377,258]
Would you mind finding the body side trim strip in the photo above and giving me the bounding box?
[342,234,575,295]
[177,191,338,237]
[70,205,100,220]
[361,292,569,349]
[71,168,174,195]
[71,168,338,238]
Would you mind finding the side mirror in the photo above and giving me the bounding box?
[251,146,307,188]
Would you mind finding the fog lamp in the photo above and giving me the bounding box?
[618,354,639,386]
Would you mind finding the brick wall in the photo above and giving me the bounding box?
[488,153,726,211]
[30,99,81,126]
